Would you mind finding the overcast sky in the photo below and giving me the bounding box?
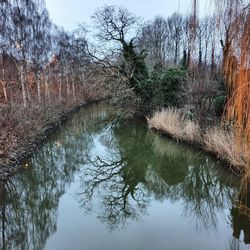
[45,0,210,31]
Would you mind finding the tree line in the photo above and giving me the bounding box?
[85,5,229,117]
[0,1,249,121]
[0,0,94,107]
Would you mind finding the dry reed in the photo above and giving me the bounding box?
[203,128,247,169]
[148,108,250,172]
[147,108,201,144]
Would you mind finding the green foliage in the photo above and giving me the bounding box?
[147,67,187,111]
[122,40,149,97]
[181,49,188,70]
[211,80,226,116]
[213,95,226,116]
[120,39,187,114]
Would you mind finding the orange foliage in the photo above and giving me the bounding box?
[220,3,250,151]
[193,0,250,165]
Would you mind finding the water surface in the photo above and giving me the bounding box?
[1,104,250,250]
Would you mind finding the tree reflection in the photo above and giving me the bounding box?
[78,121,151,230]
[77,119,241,233]
[0,104,248,249]
[0,104,110,250]
[231,178,250,245]
[149,135,237,230]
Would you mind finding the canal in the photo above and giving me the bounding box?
[1,104,249,250]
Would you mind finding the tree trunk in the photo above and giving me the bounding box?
[80,72,85,94]
[72,71,76,101]
[204,40,208,66]
[66,73,70,98]
[211,43,215,75]
[59,73,62,101]
[187,47,191,70]
[1,68,8,102]
[25,72,31,102]
[45,73,50,102]
[1,81,8,102]
[198,37,202,67]
[37,70,41,102]
[20,64,27,107]
[174,41,178,66]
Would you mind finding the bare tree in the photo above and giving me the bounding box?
[30,1,52,103]
[138,16,169,68]
[8,0,37,107]
[167,13,184,66]
[91,5,149,112]
[0,1,13,102]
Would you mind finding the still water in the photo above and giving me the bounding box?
[1,104,250,250]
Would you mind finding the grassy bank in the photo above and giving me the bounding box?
[0,97,104,184]
[147,109,248,174]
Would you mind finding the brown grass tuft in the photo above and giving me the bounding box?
[147,108,201,144]
[148,108,250,173]
[204,128,248,169]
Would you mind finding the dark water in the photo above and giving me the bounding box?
[1,104,250,250]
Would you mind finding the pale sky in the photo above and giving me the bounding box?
[45,0,210,31]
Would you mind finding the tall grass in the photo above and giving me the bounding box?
[147,108,201,144]
[203,128,247,170]
[148,108,249,173]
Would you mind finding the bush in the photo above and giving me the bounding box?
[146,67,187,111]
[211,81,226,116]
[212,95,226,116]
[181,73,226,120]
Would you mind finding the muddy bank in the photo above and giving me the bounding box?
[0,100,102,185]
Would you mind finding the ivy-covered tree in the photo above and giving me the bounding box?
[92,6,149,108]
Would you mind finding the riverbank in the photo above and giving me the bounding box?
[147,108,248,175]
[0,98,103,184]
